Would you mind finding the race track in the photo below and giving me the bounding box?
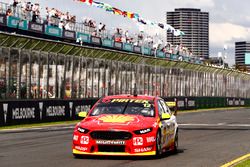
[0,108,250,167]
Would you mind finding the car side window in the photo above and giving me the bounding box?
[157,100,165,117]
[160,100,171,115]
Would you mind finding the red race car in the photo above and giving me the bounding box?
[72,94,178,157]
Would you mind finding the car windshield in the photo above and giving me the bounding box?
[90,98,155,117]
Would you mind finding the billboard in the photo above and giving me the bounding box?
[245,53,250,64]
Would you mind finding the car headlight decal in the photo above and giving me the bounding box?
[133,128,153,135]
[77,127,90,134]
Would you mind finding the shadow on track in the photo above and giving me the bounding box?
[73,149,185,160]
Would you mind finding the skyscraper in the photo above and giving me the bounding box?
[235,41,250,72]
[166,8,209,58]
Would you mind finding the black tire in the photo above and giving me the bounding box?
[172,130,178,154]
[156,131,162,156]
[73,153,82,159]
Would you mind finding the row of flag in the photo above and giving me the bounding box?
[76,0,185,36]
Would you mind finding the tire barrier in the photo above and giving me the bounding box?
[0,97,249,126]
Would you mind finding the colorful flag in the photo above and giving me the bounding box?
[113,8,123,15]
[92,1,104,8]
[127,12,134,18]
[78,0,93,5]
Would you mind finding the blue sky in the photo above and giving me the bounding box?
[3,0,250,65]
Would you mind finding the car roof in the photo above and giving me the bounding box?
[102,94,157,101]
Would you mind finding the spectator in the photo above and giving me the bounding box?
[6,8,12,16]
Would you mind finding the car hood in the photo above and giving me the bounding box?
[79,114,156,130]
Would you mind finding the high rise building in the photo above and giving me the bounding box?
[235,41,250,72]
[166,8,209,58]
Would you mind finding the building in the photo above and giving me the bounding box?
[166,8,209,59]
[235,41,250,72]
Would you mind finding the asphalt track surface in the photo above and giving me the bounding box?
[0,108,250,167]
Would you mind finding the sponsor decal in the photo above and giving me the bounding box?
[139,128,151,134]
[240,100,245,106]
[73,135,79,141]
[228,100,233,106]
[46,106,65,117]
[64,30,75,38]
[80,136,89,145]
[96,140,125,145]
[75,105,91,116]
[235,100,239,105]
[30,23,43,32]
[102,99,111,103]
[48,27,60,34]
[134,147,152,153]
[98,115,134,123]
[146,137,155,143]
[75,146,88,151]
[3,103,8,123]
[39,102,43,120]
[12,107,35,119]
[133,137,143,146]
[111,99,149,104]
[188,100,195,107]
[177,101,185,107]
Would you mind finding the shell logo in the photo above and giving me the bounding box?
[98,115,135,123]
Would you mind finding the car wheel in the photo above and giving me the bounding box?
[73,153,82,159]
[172,131,178,153]
[156,131,162,156]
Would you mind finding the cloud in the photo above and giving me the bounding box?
[210,22,250,48]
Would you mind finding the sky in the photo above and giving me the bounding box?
[3,0,250,65]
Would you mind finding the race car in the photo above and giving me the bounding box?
[72,94,178,157]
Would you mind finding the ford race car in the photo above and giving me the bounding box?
[72,95,178,157]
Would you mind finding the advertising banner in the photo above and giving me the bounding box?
[1,101,40,126]
[143,47,150,55]
[63,30,76,40]
[123,43,132,51]
[7,16,28,30]
[102,39,113,47]
[157,51,165,58]
[0,14,6,26]
[45,26,62,37]
[77,32,90,43]
[134,46,141,53]
[91,36,101,45]
[28,22,44,33]
[114,41,122,49]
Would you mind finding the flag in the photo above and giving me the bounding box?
[113,8,123,15]
[127,12,134,18]
[173,29,185,36]
[122,11,127,17]
[92,1,104,8]
[158,23,164,29]
[78,0,93,5]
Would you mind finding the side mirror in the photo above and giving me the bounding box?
[161,113,171,120]
[78,111,87,118]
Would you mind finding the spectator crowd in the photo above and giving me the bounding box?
[2,0,194,58]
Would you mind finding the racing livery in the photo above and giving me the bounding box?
[72,95,178,157]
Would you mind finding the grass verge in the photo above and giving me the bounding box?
[0,120,80,130]
[234,158,250,167]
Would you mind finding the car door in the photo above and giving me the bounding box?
[157,100,172,148]
[159,99,176,147]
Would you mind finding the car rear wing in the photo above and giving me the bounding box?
[166,101,178,116]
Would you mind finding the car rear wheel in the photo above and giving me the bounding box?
[156,131,162,156]
[172,131,178,153]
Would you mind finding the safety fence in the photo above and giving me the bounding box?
[0,32,250,101]
[0,97,249,126]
